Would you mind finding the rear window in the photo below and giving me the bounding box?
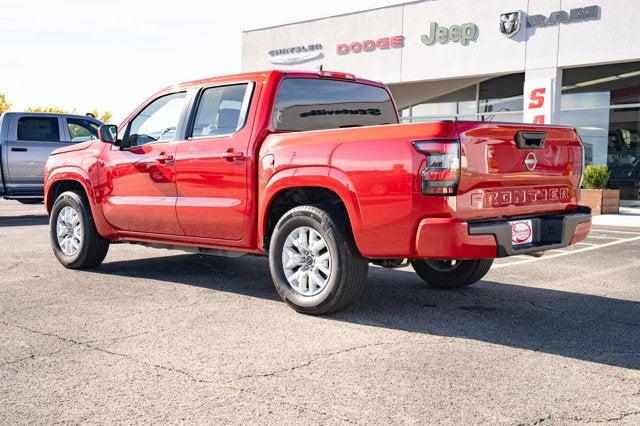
[273,78,398,131]
[17,117,60,142]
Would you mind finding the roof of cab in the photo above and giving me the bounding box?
[1,111,103,122]
[160,70,385,93]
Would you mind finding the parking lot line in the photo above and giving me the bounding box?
[492,235,640,269]
[590,229,640,235]
[574,242,597,246]
[584,235,623,240]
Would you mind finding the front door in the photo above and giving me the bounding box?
[175,82,255,241]
[101,92,187,235]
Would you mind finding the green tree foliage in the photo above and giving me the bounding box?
[25,105,68,114]
[26,106,112,123]
[582,165,610,189]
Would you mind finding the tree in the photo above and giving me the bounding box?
[89,108,112,123]
[26,105,112,123]
[25,106,68,114]
[0,93,11,115]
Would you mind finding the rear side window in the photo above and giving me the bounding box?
[273,78,398,131]
[17,117,60,142]
[67,118,99,142]
[191,84,250,138]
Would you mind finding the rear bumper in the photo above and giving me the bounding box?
[414,206,592,259]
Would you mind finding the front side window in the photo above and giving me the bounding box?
[126,92,186,147]
[191,84,249,138]
[17,117,60,142]
[67,118,99,142]
[273,78,398,131]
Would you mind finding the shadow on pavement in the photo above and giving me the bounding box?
[0,215,49,227]
[93,253,640,370]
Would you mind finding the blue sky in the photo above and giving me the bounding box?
[1,0,398,122]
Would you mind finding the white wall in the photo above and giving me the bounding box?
[242,0,640,83]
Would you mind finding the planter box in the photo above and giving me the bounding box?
[580,189,620,215]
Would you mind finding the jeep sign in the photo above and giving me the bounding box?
[421,22,478,46]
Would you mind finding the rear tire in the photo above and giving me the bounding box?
[50,191,109,269]
[410,259,493,289]
[269,205,368,315]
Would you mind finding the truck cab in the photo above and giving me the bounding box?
[0,112,103,203]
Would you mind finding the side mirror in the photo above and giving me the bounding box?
[97,124,119,145]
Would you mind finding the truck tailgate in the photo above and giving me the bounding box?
[454,121,583,220]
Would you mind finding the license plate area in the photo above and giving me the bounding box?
[510,219,533,247]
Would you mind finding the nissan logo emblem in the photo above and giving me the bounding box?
[525,152,538,171]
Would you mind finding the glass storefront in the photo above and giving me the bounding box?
[401,62,640,200]
[561,61,640,200]
[401,73,525,123]
[478,73,524,121]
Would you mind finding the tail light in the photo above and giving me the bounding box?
[412,140,460,196]
[318,71,356,80]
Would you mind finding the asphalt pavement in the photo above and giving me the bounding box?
[1,199,639,424]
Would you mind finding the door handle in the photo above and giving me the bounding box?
[515,131,546,149]
[222,149,245,161]
[154,153,175,164]
[11,147,28,152]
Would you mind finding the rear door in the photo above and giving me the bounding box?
[455,122,583,220]
[174,82,256,241]
[5,114,65,193]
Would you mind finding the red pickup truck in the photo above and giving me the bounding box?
[44,70,591,314]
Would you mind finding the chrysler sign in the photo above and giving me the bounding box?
[500,5,600,38]
[268,44,324,65]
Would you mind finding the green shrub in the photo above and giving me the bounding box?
[582,165,610,189]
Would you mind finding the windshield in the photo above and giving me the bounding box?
[273,78,398,131]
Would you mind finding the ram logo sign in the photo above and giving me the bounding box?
[499,11,522,38]
[499,5,600,38]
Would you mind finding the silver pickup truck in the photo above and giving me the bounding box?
[0,112,103,203]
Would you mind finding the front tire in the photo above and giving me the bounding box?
[50,191,109,269]
[410,259,493,289]
[269,205,368,315]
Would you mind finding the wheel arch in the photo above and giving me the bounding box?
[45,168,115,238]
[46,169,93,213]
[259,167,365,254]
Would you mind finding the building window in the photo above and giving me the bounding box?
[410,86,476,122]
[400,73,524,123]
[561,61,640,200]
[478,73,524,120]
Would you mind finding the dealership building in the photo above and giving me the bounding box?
[242,0,640,201]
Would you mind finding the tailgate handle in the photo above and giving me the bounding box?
[515,131,546,149]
